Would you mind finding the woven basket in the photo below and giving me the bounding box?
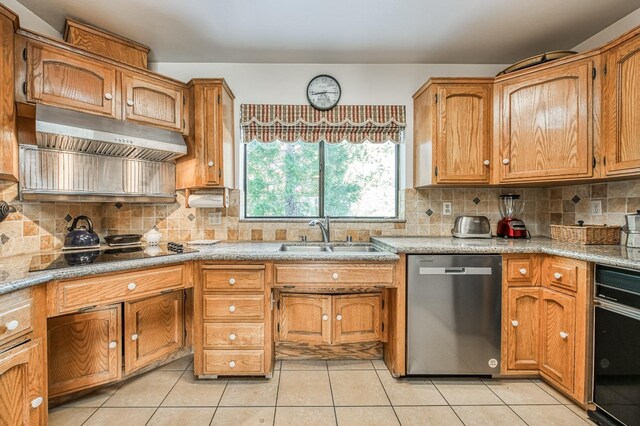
[550,224,620,245]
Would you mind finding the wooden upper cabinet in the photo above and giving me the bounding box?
[505,288,540,371]
[124,291,184,375]
[47,306,121,398]
[27,42,117,118]
[0,339,46,425]
[496,59,594,183]
[603,33,640,176]
[332,294,381,344]
[0,6,18,182]
[540,290,576,392]
[435,84,492,183]
[122,73,184,131]
[278,294,331,344]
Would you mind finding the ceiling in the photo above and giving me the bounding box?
[15,0,640,64]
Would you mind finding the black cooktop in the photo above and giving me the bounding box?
[29,245,197,272]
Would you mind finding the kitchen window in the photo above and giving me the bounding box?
[240,104,405,220]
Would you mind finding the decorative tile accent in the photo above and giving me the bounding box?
[0,233,9,245]
[426,209,433,216]
[187,214,196,222]
[115,202,123,209]
[572,195,581,204]
[473,197,481,205]
[64,214,73,223]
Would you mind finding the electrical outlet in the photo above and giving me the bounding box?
[208,212,221,225]
[442,202,452,216]
[591,200,603,216]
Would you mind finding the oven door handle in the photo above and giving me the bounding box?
[595,298,640,321]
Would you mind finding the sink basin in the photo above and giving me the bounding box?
[279,245,331,252]
[279,244,381,253]
[330,245,381,253]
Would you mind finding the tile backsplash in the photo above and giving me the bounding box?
[1,179,639,257]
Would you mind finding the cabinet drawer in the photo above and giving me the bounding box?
[203,323,264,348]
[55,265,185,313]
[202,267,264,291]
[545,259,579,293]
[274,264,394,287]
[0,297,32,346]
[506,258,533,283]
[203,295,264,321]
[202,350,264,374]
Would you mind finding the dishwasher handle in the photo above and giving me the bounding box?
[419,267,493,275]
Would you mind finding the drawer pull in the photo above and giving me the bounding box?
[322,314,328,321]
[229,360,236,368]
[229,278,236,285]
[104,92,113,100]
[108,341,117,349]
[553,272,563,280]
[5,320,19,331]
[511,320,519,327]
[336,314,343,321]
[483,159,490,166]
[131,333,139,341]
[332,272,339,280]
[559,331,569,340]
[519,268,527,275]
[229,333,237,341]
[229,305,236,313]
[30,397,43,409]
[127,282,137,290]
[502,159,510,165]
[127,99,134,106]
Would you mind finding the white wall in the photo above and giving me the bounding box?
[573,6,640,51]
[151,63,505,187]
[0,0,61,39]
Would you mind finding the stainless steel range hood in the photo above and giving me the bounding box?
[19,105,187,203]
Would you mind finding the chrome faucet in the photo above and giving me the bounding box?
[309,216,330,242]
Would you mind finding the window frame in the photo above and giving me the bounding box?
[243,141,400,220]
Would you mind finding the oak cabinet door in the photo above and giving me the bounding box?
[124,291,184,375]
[47,306,121,397]
[435,84,491,183]
[0,339,46,425]
[540,290,576,392]
[497,59,593,182]
[27,43,117,117]
[333,294,381,344]
[505,288,540,371]
[122,73,184,131]
[278,294,331,344]
[604,34,640,176]
[0,10,17,182]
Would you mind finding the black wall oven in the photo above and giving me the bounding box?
[590,265,640,426]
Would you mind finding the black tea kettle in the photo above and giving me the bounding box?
[64,215,100,248]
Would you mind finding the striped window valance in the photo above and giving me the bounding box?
[240,104,406,144]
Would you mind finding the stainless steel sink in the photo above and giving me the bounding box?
[329,245,381,253]
[279,244,381,253]
[279,245,331,252]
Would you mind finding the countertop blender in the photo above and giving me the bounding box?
[497,194,529,238]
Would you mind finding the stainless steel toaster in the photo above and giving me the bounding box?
[451,216,492,239]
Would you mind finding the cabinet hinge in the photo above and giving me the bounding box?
[218,95,221,104]
[277,323,280,333]
[381,322,385,332]
[183,94,186,105]
[434,166,438,177]
[603,156,607,167]
[592,67,596,79]
[183,118,186,129]
[381,299,385,310]
[277,300,280,310]
[434,94,438,103]
[218,168,222,179]
[184,328,187,339]
[592,156,596,169]
[22,82,27,95]
[22,48,27,61]
[603,65,607,76]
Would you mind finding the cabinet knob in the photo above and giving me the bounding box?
[229,360,236,368]
[483,160,490,166]
[5,320,19,331]
[511,320,519,327]
[229,333,236,341]
[519,268,527,275]
[30,397,43,409]
[127,99,134,106]
[131,333,139,341]
[229,305,236,313]
[560,331,569,339]
[554,272,563,280]
[336,314,343,321]
[208,161,214,167]
[332,272,339,280]
[108,341,117,349]
[229,278,236,285]
[104,92,113,100]
[127,282,136,290]
[502,159,510,165]
[322,314,328,321]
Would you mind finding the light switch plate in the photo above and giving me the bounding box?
[208,212,222,225]
[442,202,452,216]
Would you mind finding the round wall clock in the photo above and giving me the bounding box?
[306,74,341,111]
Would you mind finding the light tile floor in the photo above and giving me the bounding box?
[49,356,592,426]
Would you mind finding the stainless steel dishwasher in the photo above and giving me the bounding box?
[407,255,502,376]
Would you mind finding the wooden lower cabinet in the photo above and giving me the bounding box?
[279,294,331,344]
[540,289,576,392]
[47,306,121,398]
[124,292,184,375]
[0,339,46,425]
[505,288,540,371]
[333,294,381,344]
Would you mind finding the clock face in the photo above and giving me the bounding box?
[307,75,341,111]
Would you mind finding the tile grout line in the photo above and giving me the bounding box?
[208,377,229,426]
[144,367,191,426]
[482,379,532,426]
[272,361,283,426]
[430,379,467,425]
[372,366,401,425]
[325,361,339,426]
